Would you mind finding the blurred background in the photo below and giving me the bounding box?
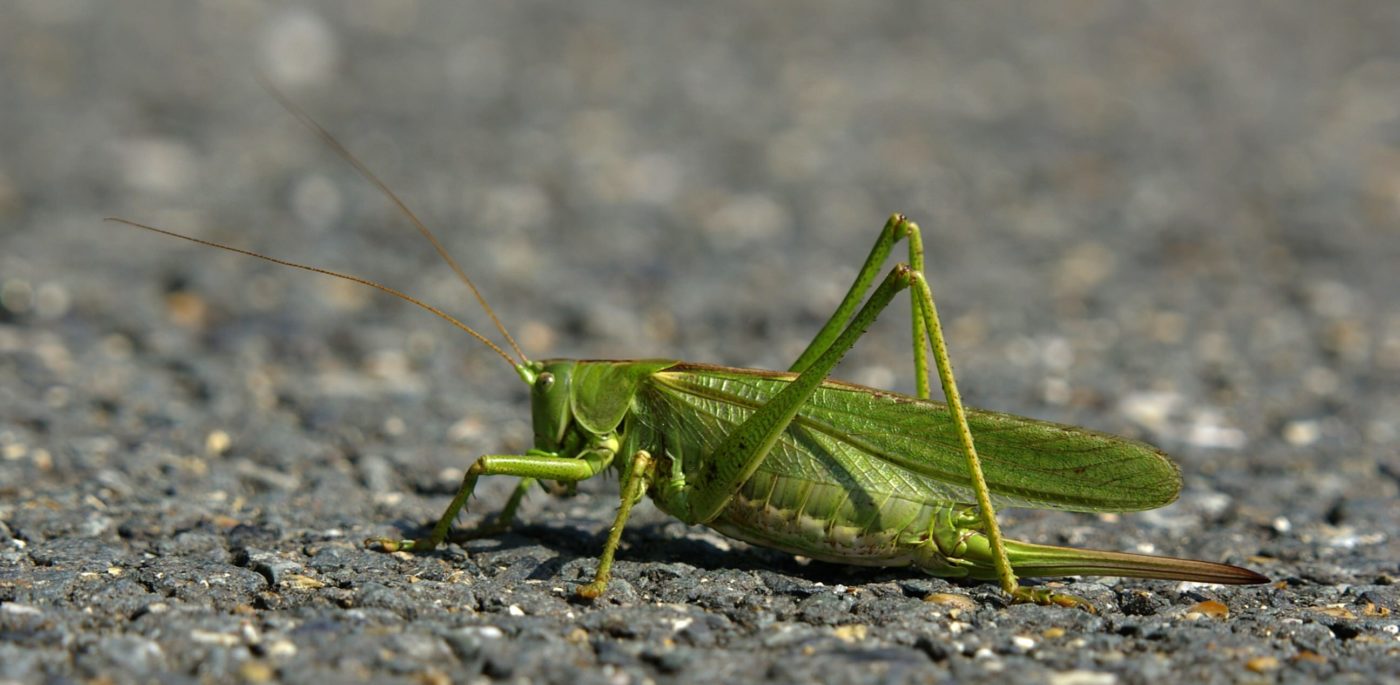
[5,0,1396,488]
[1,1,1398,682]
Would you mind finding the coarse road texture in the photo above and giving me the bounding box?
[2,2,1398,684]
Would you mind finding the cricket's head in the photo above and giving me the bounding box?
[523,359,577,453]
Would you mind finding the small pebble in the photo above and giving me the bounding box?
[1186,600,1230,620]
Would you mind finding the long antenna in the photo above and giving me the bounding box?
[259,76,528,365]
[106,218,521,371]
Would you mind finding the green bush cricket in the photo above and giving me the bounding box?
[111,93,1267,610]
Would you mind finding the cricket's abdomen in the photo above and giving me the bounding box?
[612,365,1259,586]
[703,469,970,569]
[629,368,988,573]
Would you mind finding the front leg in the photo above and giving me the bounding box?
[445,477,537,543]
[366,451,612,554]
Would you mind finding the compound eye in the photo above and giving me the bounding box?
[536,372,555,391]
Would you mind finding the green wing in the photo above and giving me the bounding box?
[636,363,1180,513]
